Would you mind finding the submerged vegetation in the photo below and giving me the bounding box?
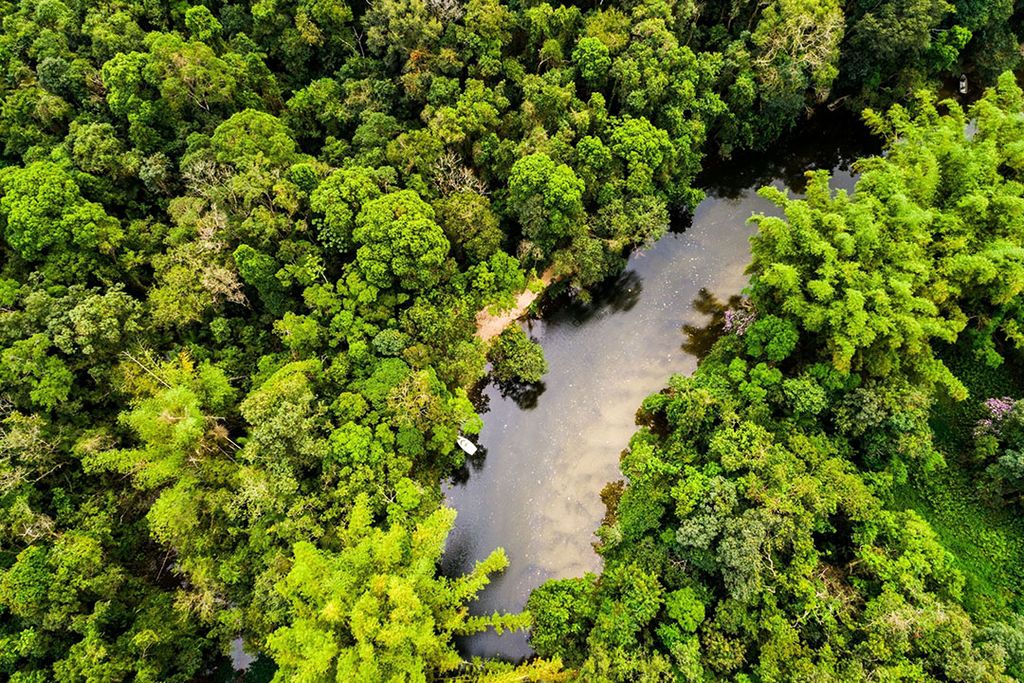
[0,0,1023,679]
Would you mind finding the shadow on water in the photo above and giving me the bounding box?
[667,209,693,235]
[495,379,548,411]
[681,290,745,360]
[699,108,880,199]
[449,443,489,486]
[466,380,492,415]
[538,269,644,325]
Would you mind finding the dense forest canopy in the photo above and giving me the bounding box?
[1,0,1024,679]
[530,75,1024,680]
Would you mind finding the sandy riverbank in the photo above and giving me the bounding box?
[474,268,555,342]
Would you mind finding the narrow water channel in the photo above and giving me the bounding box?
[441,113,879,661]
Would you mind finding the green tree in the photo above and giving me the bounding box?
[310,166,392,252]
[266,496,526,680]
[0,162,121,280]
[750,170,967,396]
[433,191,503,264]
[573,36,611,88]
[352,190,450,290]
[508,153,585,256]
[487,326,548,384]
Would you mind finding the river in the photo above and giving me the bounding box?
[440,112,879,661]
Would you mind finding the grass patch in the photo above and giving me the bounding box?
[890,342,1024,620]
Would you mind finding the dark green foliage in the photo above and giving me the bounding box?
[975,400,1024,502]
[234,245,287,314]
[434,191,503,264]
[487,326,549,384]
[743,314,798,362]
[1,0,1022,677]
[526,577,597,666]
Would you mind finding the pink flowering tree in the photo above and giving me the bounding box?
[975,396,1024,505]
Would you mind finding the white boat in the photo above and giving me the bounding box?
[456,436,478,455]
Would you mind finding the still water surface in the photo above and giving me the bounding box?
[441,115,877,661]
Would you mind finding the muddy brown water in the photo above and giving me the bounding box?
[441,112,879,661]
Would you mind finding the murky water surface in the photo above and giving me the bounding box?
[441,115,877,660]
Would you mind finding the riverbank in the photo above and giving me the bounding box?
[475,268,555,342]
[444,131,870,661]
[443,189,781,660]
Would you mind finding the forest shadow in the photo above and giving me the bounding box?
[467,379,492,414]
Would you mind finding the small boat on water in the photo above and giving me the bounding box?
[456,435,478,455]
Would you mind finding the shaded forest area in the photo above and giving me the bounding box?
[1,0,1024,679]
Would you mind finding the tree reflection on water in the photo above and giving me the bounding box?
[495,378,547,410]
[681,288,744,360]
